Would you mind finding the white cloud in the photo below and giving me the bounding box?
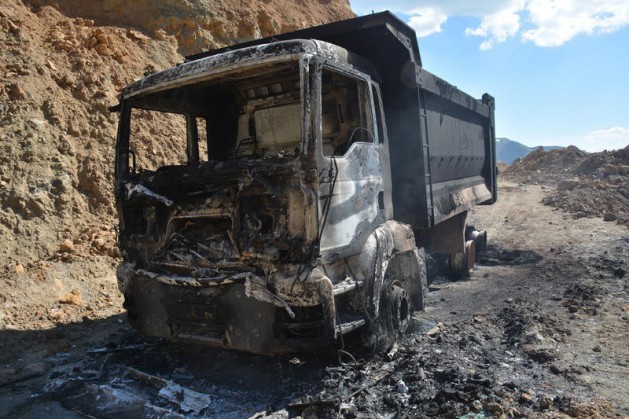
[465,2,524,50]
[350,0,629,50]
[408,7,449,37]
[522,0,629,47]
[583,126,629,151]
[404,1,521,42]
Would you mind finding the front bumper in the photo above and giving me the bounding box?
[117,263,336,355]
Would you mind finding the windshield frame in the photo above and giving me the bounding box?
[115,54,314,181]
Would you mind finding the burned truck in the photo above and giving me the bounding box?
[113,12,496,354]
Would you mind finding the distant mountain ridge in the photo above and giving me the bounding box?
[496,137,563,165]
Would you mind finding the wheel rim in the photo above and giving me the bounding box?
[389,284,410,333]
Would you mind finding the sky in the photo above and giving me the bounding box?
[349,0,629,152]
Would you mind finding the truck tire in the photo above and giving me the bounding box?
[450,240,476,274]
[465,226,488,256]
[362,280,411,353]
[473,230,488,254]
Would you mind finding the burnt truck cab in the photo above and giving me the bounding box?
[114,39,410,354]
[114,12,496,355]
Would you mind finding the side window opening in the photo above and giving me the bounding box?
[321,69,374,157]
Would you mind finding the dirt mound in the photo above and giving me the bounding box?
[502,145,629,225]
[502,146,588,184]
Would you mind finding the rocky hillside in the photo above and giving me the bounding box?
[0,0,354,267]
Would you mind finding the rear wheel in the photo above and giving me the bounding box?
[465,226,488,256]
[450,239,476,274]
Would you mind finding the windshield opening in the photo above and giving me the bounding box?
[122,60,303,176]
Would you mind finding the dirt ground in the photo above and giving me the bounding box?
[0,181,626,418]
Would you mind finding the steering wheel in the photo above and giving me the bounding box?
[332,126,375,156]
[347,126,374,145]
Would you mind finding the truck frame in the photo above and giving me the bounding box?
[113,12,496,354]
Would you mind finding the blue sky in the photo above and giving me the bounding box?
[349,0,629,152]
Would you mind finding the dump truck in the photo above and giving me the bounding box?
[113,11,496,355]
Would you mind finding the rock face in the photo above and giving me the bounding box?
[25,0,354,55]
[0,0,354,266]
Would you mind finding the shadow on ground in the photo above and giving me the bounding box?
[0,314,335,417]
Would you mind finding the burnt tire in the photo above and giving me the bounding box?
[361,282,412,353]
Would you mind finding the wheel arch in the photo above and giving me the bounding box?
[345,220,426,317]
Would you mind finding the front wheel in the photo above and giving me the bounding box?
[384,283,411,334]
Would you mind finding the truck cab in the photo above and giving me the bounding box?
[115,40,407,354]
